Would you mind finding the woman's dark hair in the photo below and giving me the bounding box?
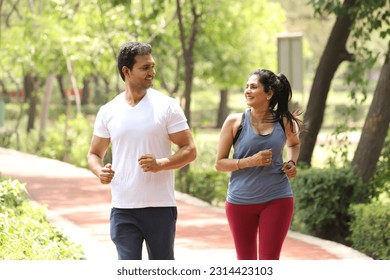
[117,42,152,81]
[251,69,303,132]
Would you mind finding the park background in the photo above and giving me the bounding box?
[0,0,389,260]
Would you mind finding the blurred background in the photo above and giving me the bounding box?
[0,0,389,260]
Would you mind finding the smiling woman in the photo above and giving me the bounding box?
[215,68,303,260]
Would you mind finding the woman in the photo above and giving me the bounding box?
[215,69,302,260]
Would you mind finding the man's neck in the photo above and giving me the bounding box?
[125,87,148,107]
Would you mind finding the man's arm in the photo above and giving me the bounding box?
[87,135,114,184]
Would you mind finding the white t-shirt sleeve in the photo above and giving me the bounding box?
[167,99,189,134]
[93,106,110,138]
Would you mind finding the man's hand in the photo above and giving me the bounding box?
[100,163,115,184]
[138,154,161,173]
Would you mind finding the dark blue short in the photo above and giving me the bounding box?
[110,206,177,260]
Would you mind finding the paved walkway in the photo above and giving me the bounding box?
[0,147,371,260]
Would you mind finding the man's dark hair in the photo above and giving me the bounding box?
[117,42,152,81]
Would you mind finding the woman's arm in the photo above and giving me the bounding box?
[215,113,242,172]
[282,118,301,178]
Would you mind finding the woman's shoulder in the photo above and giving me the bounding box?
[224,111,245,127]
[228,112,244,120]
[229,108,249,120]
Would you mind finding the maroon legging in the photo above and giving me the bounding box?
[225,197,294,260]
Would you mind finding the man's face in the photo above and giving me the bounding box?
[126,54,156,90]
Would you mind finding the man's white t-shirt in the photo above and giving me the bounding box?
[93,89,189,208]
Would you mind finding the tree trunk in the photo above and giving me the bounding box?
[57,75,66,104]
[352,49,390,182]
[65,57,82,115]
[92,75,101,104]
[176,0,201,128]
[216,88,229,128]
[39,73,55,142]
[175,0,202,178]
[298,0,355,166]
[81,78,89,105]
[25,74,38,133]
[158,58,180,97]
[62,89,72,163]
[183,52,194,127]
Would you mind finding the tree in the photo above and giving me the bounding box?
[196,0,284,128]
[298,0,356,166]
[299,0,390,166]
[352,49,390,182]
[176,0,202,127]
[150,0,286,130]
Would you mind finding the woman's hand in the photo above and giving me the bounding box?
[281,161,296,178]
[248,149,273,167]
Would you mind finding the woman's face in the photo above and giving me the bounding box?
[244,75,269,107]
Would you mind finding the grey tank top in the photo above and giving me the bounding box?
[227,109,293,204]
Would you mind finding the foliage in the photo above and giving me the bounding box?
[310,0,390,129]
[195,0,285,89]
[1,0,388,259]
[0,0,288,131]
[290,166,372,244]
[176,169,229,205]
[0,178,84,260]
[176,126,229,205]
[300,0,389,171]
[0,127,14,148]
[308,0,390,60]
[0,0,128,97]
[371,129,390,196]
[348,202,390,260]
[35,114,93,168]
[323,123,355,167]
[0,178,28,209]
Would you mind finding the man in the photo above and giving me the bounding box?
[87,42,196,260]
